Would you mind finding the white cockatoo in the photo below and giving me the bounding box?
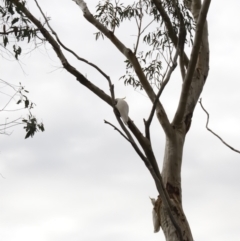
[150,197,161,233]
[115,98,129,125]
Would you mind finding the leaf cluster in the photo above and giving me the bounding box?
[0,0,39,59]
[22,114,44,139]
[16,84,34,109]
[0,80,44,138]
[16,83,44,139]
[94,0,195,90]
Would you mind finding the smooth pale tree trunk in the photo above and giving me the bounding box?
[159,1,210,240]
[160,132,193,241]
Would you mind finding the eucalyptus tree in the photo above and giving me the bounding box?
[2,0,212,240]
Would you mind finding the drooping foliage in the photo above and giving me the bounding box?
[0,0,44,138]
[0,0,43,59]
[94,0,195,89]
[0,79,44,139]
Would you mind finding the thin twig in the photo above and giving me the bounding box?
[145,49,179,140]
[199,99,240,154]
[104,120,130,142]
[0,117,22,126]
[0,123,22,131]
[1,89,20,111]
[133,0,143,55]
[140,19,155,35]
[34,0,111,84]
[152,0,189,67]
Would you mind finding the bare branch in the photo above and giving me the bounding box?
[145,50,179,140]
[133,0,143,55]
[34,0,111,84]
[1,88,19,111]
[0,122,22,131]
[199,99,240,154]
[0,117,23,136]
[140,19,155,35]
[104,119,130,142]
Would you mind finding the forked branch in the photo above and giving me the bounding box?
[199,99,240,154]
[34,0,111,84]
[173,0,211,125]
[72,0,172,138]
[104,120,130,142]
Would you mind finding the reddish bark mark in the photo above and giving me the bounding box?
[166,182,180,196]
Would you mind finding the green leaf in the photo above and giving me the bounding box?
[11,17,19,25]
[24,99,29,108]
[3,36,8,47]
[25,131,31,139]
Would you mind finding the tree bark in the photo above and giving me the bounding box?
[159,1,210,240]
[160,130,193,241]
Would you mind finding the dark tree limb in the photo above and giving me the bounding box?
[104,120,130,142]
[199,99,240,154]
[34,0,111,84]
[144,49,179,140]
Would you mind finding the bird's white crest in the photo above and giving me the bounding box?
[149,197,156,206]
[115,98,129,125]
[150,197,160,233]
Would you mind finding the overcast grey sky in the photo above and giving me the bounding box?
[1,1,240,241]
